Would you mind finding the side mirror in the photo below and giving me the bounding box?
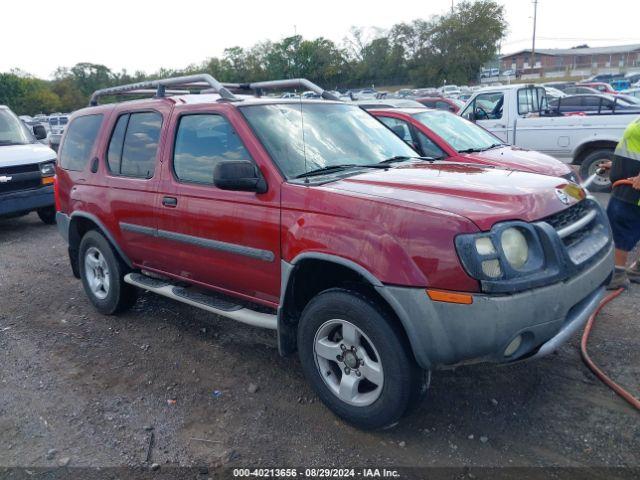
[33,124,47,140]
[214,160,267,194]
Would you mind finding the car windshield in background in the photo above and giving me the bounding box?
[241,103,417,179]
[60,117,69,125]
[49,118,58,125]
[412,110,501,152]
[0,109,34,145]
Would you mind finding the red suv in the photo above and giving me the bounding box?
[55,75,614,429]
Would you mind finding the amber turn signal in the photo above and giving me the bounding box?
[426,289,473,305]
[41,176,55,185]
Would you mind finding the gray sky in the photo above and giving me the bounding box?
[3,0,639,79]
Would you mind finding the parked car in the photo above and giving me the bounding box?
[439,85,461,98]
[501,69,515,77]
[578,82,617,95]
[610,79,631,91]
[461,84,640,191]
[415,96,465,113]
[548,94,640,114]
[0,105,57,224]
[622,87,640,99]
[562,86,600,95]
[56,74,614,429]
[543,86,567,100]
[616,94,640,105]
[48,114,69,152]
[370,107,576,181]
[624,72,640,85]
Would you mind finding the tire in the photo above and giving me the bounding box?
[579,149,614,193]
[297,288,424,430]
[37,206,57,225]
[79,230,137,315]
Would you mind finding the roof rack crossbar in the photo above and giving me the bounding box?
[89,74,238,106]
[222,78,340,101]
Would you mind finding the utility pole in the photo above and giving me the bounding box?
[529,0,538,71]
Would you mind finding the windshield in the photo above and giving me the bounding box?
[241,103,417,179]
[0,109,34,146]
[60,117,68,125]
[412,110,502,152]
[49,118,59,125]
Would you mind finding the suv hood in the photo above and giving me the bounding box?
[460,145,571,177]
[322,162,583,231]
[0,143,57,168]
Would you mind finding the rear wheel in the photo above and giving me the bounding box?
[579,149,614,192]
[37,206,56,225]
[297,288,424,430]
[79,230,136,315]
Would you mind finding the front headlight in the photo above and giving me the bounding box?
[39,161,55,177]
[501,228,529,268]
[455,221,545,291]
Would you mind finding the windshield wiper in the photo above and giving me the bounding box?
[480,143,505,151]
[295,164,360,179]
[295,156,441,179]
[457,148,482,153]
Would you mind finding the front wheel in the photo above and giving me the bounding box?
[579,149,614,192]
[79,230,137,315]
[297,289,424,430]
[37,206,56,225]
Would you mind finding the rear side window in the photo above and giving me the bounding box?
[59,114,103,171]
[107,112,162,178]
[173,114,252,184]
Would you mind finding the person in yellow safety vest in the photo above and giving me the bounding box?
[607,117,640,289]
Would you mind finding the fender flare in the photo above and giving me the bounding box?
[276,252,426,366]
[69,211,133,267]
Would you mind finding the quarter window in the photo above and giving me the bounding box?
[107,112,162,178]
[59,114,104,171]
[173,114,253,184]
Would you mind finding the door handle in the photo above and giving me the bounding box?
[162,196,177,207]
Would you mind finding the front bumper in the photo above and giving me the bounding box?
[377,243,614,369]
[0,185,54,217]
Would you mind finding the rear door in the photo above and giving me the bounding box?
[154,105,282,307]
[100,105,171,268]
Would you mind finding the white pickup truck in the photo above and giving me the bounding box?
[460,84,640,191]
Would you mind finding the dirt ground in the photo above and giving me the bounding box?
[0,210,638,476]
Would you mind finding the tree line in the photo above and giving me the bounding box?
[0,1,506,115]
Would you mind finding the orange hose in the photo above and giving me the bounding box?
[612,179,634,188]
[580,288,640,411]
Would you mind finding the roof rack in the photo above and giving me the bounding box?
[89,74,340,106]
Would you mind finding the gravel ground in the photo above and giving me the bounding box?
[0,210,638,475]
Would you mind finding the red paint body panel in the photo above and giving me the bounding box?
[371,109,572,177]
[57,97,582,305]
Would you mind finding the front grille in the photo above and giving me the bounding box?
[542,199,609,265]
[0,163,42,195]
[0,163,40,176]
[544,201,591,233]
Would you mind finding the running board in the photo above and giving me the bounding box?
[124,273,277,330]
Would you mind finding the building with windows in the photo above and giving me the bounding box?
[500,44,640,76]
